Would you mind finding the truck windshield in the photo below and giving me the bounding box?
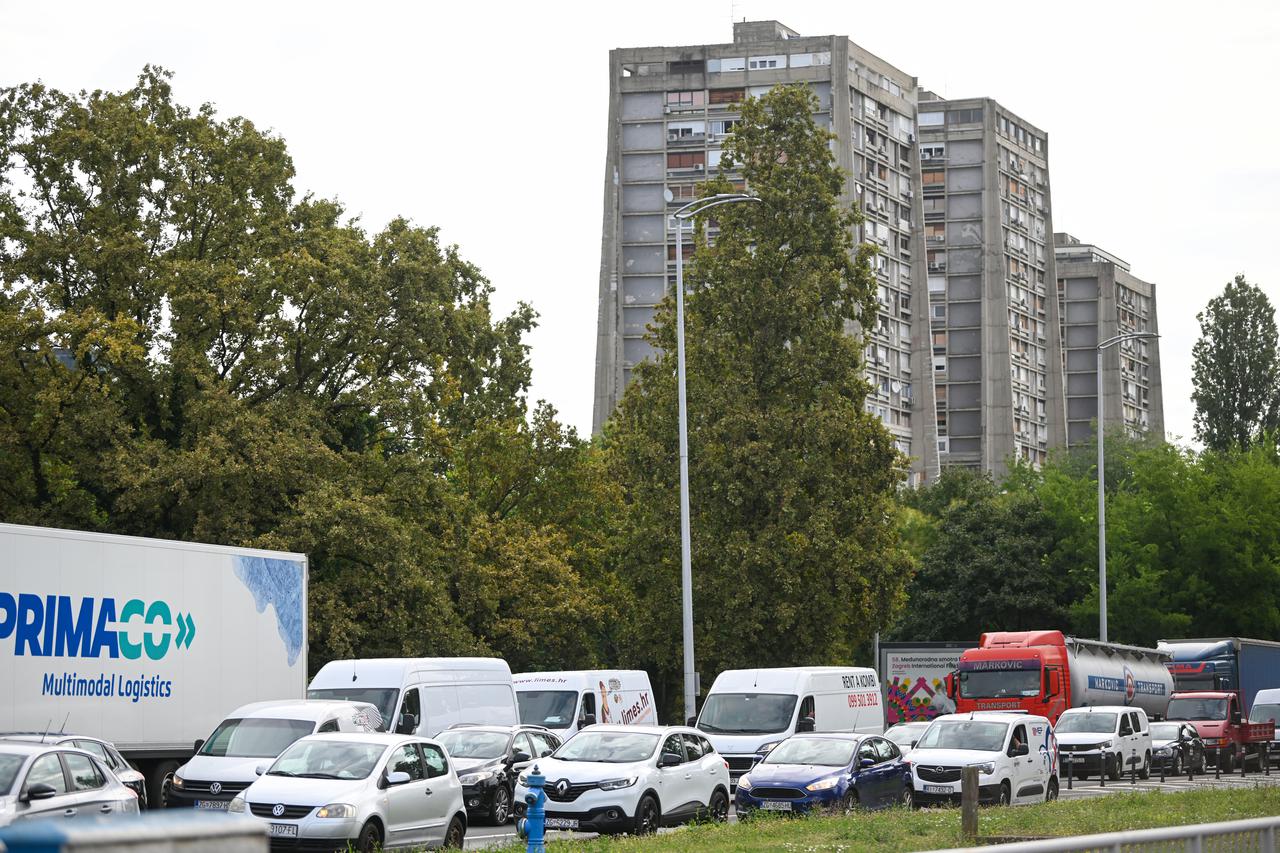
[1250,704,1280,724]
[1166,698,1228,721]
[0,753,23,795]
[517,691,578,728]
[958,668,1041,698]
[917,720,1009,752]
[307,688,399,727]
[697,693,798,735]
[199,718,315,758]
[1055,712,1117,734]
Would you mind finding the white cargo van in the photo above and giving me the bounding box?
[307,658,517,737]
[694,667,883,786]
[513,670,656,737]
[168,700,381,809]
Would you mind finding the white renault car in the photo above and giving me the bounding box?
[907,712,1058,807]
[232,732,466,851]
[512,724,729,835]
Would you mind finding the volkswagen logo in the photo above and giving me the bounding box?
[555,779,571,797]
[272,804,286,818]
[209,782,222,795]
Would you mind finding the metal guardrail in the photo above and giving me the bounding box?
[0,811,267,852]
[927,815,1280,853]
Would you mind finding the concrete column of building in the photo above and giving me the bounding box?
[981,104,1016,477]
[592,51,626,435]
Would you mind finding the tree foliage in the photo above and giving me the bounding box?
[0,67,617,673]
[1192,275,1280,451]
[603,86,913,715]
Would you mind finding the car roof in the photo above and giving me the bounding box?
[439,725,518,735]
[786,733,866,741]
[886,721,932,729]
[935,712,1047,725]
[298,732,436,746]
[1061,706,1141,714]
[579,724,681,736]
[224,700,378,721]
[0,733,108,745]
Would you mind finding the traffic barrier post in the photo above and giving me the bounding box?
[961,765,979,840]
[1066,753,1073,790]
[1215,748,1221,779]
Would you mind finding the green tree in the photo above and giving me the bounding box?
[604,86,913,715]
[1192,275,1280,451]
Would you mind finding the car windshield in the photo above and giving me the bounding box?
[1167,698,1227,721]
[517,691,578,728]
[269,740,385,780]
[1250,703,1280,724]
[885,725,925,747]
[199,718,316,758]
[0,753,24,795]
[553,732,658,763]
[1150,723,1181,741]
[696,693,797,735]
[763,738,857,767]
[1055,712,1117,734]
[917,721,1009,752]
[958,667,1041,698]
[307,688,399,728]
[437,730,509,759]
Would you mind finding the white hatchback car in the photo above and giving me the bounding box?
[231,732,466,851]
[908,712,1058,807]
[513,724,730,835]
[0,741,140,826]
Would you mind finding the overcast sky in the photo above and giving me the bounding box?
[3,0,1277,445]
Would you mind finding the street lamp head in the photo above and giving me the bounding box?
[1097,331,1160,351]
[673,193,761,220]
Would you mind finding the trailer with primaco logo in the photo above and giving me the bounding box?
[0,522,308,806]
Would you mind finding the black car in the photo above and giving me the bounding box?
[436,724,561,824]
[1149,721,1205,774]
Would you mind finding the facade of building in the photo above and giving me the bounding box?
[592,20,937,483]
[1054,233,1164,446]
[917,94,1066,475]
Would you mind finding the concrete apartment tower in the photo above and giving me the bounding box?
[592,21,938,484]
[917,94,1066,475]
[1054,234,1164,445]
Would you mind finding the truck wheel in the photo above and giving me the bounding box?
[1139,753,1151,780]
[1106,753,1121,781]
[148,760,181,808]
[1046,777,1058,802]
[1224,748,1236,773]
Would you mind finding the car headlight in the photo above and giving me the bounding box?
[737,774,752,790]
[1100,740,1113,749]
[458,770,496,786]
[599,777,638,791]
[171,775,185,790]
[517,774,528,786]
[756,741,783,757]
[227,795,246,814]
[975,762,995,776]
[316,803,356,819]
[805,776,842,792]
[1155,746,1171,754]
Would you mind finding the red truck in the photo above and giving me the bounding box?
[1164,692,1275,772]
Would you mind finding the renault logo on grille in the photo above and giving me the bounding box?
[272,804,286,817]
[555,779,571,797]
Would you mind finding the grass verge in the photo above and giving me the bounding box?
[495,785,1280,851]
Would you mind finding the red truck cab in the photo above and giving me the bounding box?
[945,631,1067,722]
[1165,691,1275,772]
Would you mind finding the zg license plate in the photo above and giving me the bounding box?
[761,800,792,811]
[924,785,953,794]
[194,800,228,810]
[545,817,579,829]
[268,824,298,838]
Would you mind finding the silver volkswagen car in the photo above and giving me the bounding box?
[0,733,147,808]
[0,741,140,825]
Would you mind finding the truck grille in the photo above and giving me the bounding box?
[182,780,250,796]
[250,803,314,819]
[916,766,963,783]
[749,786,806,800]
[725,756,758,773]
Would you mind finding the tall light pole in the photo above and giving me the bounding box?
[671,192,760,724]
[1096,331,1159,643]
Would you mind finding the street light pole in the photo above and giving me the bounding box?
[671,192,760,724]
[1095,331,1159,643]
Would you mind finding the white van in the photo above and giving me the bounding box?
[168,700,382,809]
[1055,706,1152,780]
[910,712,1058,806]
[307,658,517,737]
[694,667,883,787]
[1251,688,1280,765]
[513,670,657,737]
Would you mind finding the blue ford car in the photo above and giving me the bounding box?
[735,733,912,816]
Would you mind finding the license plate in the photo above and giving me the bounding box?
[760,800,792,811]
[924,785,953,794]
[194,800,228,810]
[545,817,579,829]
[268,824,298,838]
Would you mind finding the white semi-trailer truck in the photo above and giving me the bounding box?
[0,522,308,804]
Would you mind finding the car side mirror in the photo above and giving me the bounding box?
[193,739,205,754]
[658,752,682,768]
[910,740,918,749]
[21,783,57,802]
[254,764,268,777]
[581,714,596,727]
[797,716,816,733]
[511,751,532,765]
[396,713,419,734]
[859,758,876,769]
[686,716,698,727]
[944,673,957,699]
[540,749,553,758]
[1011,743,1029,757]
[385,771,411,786]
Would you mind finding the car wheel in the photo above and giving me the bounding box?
[1046,777,1058,802]
[488,785,511,825]
[900,786,915,809]
[839,789,859,815]
[1224,748,1237,773]
[1139,753,1151,780]
[443,815,466,849]
[151,760,180,809]
[1172,753,1183,775]
[1196,752,1206,774]
[633,795,660,835]
[1106,753,1121,781]
[998,781,1011,806]
[708,788,729,823]
[356,821,381,853]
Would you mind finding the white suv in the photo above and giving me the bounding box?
[908,712,1058,807]
[1055,706,1152,781]
[513,724,729,835]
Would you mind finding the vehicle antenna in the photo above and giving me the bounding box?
[58,711,70,735]
[40,718,52,740]
[352,660,358,682]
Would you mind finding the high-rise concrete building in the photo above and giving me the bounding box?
[917,93,1066,475]
[1054,233,1164,445]
[593,21,937,483]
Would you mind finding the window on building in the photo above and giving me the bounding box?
[946,108,983,125]
[926,222,945,243]
[667,151,706,171]
[919,111,944,127]
[922,170,944,185]
[709,88,744,105]
[668,60,704,75]
[920,144,945,160]
[666,90,706,109]
[748,55,784,69]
